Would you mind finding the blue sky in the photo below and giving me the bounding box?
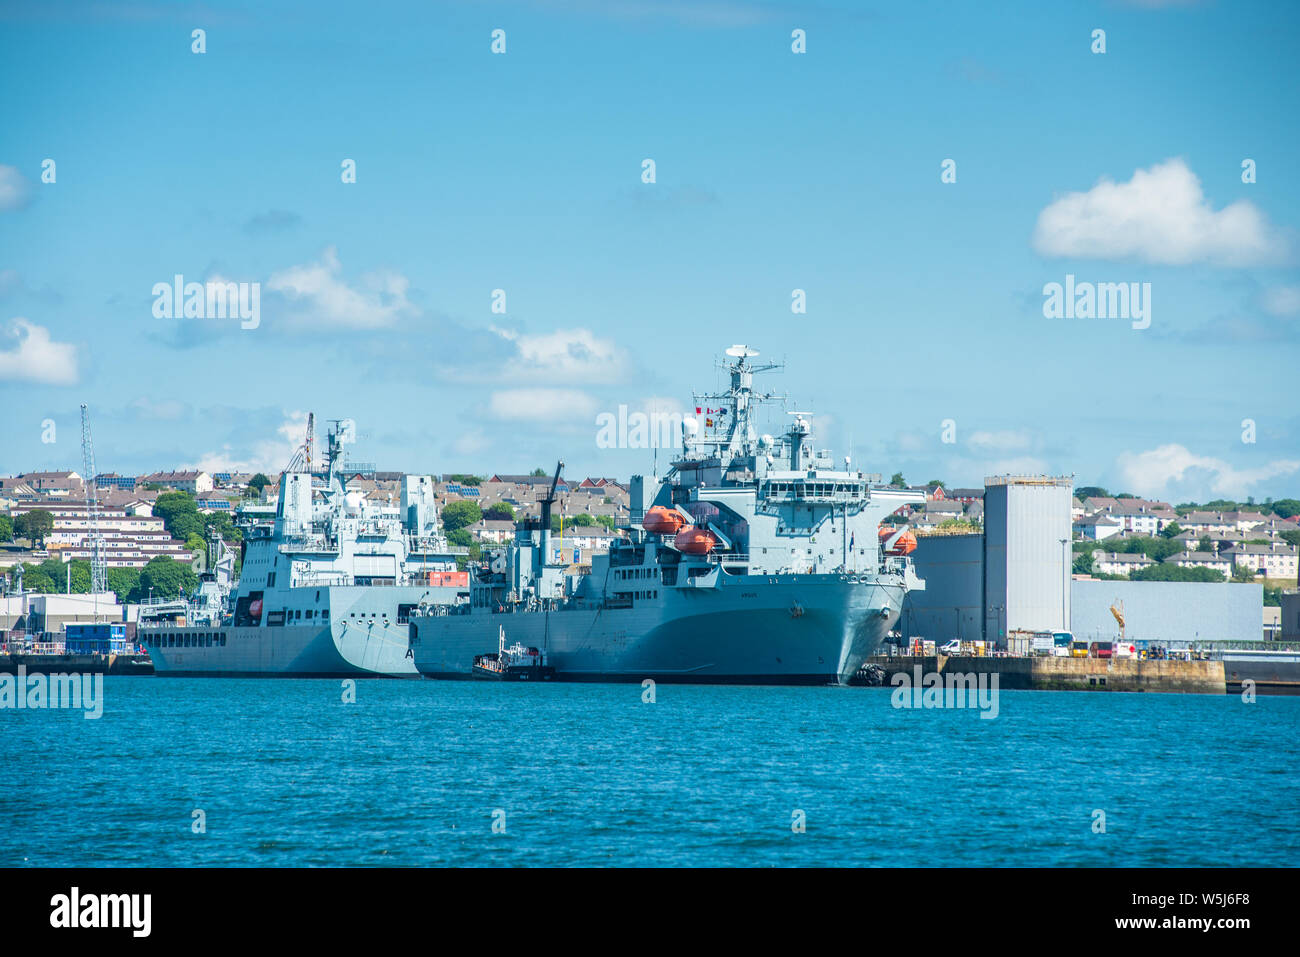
[1,0,1297,502]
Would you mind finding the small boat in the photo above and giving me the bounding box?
[472,626,556,681]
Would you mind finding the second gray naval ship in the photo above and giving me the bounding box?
[408,346,925,685]
[139,419,468,676]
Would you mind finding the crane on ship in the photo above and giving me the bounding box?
[540,460,565,541]
[284,412,316,475]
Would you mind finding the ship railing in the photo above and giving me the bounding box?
[279,536,336,554]
[760,492,867,506]
[293,571,351,587]
[706,553,750,565]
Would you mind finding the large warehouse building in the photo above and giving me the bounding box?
[1071,579,1263,645]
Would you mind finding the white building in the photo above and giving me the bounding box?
[1073,514,1122,541]
[1223,542,1299,580]
[141,470,214,495]
[1092,551,1156,577]
[1169,550,1233,578]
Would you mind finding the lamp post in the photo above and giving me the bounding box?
[1059,538,1070,632]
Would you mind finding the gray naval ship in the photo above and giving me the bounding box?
[140,420,468,676]
[409,346,925,685]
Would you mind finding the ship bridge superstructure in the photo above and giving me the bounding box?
[216,420,468,615]
[629,346,925,577]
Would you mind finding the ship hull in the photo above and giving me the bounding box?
[411,574,905,685]
[1221,651,1300,695]
[142,584,462,677]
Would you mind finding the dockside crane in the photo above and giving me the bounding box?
[79,404,108,599]
[1110,599,1126,644]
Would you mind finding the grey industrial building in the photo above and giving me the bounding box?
[1281,591,1300,641]
[984,476,1073,638]
[1071,580,1263,645]
[900,475,1263,647]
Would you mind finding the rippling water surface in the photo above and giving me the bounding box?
[3,678,1296,867]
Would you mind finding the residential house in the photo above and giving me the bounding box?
[1073,513,1122,541]
[1222,542,1299,580]
[1084,496,1121,513]
[141,470,214,495]
[1092,552,1156,576]
[1178,511,1235,535]
[945,488,984,506]
[466,519,517,545]
[1169,550,1233,578]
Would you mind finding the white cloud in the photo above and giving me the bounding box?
[968,429,1034,453]
[130,397,187,420]
[0,318,77,384]
[190,411,310,474]
[450,429,493,458]
[0,166,31,211]
[892,429,929,454]
[1032,158,1288,266]
[487,388,598,422]
[492,327,630,385]
[1261,285,1300,317]
[267,246,413,328]
[979,456,1051,476]
[1116,443,1300,499]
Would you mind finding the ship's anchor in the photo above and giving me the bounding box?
[790,600,804,618]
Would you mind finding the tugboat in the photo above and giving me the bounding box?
[472,626,556,681]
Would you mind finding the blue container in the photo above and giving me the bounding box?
[65,622,131,654]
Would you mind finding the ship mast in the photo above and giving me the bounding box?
[687,345,784,463]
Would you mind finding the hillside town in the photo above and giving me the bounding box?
[889,481,1300,588]
[2,468,1297,604]
[0,467,631,599]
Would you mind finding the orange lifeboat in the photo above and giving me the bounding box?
[674,526,717,555]
[883,527,915,556]
[643,506,686,535]
[878,527,917,555]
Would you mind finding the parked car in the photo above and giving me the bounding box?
[1089,641,1114,659]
